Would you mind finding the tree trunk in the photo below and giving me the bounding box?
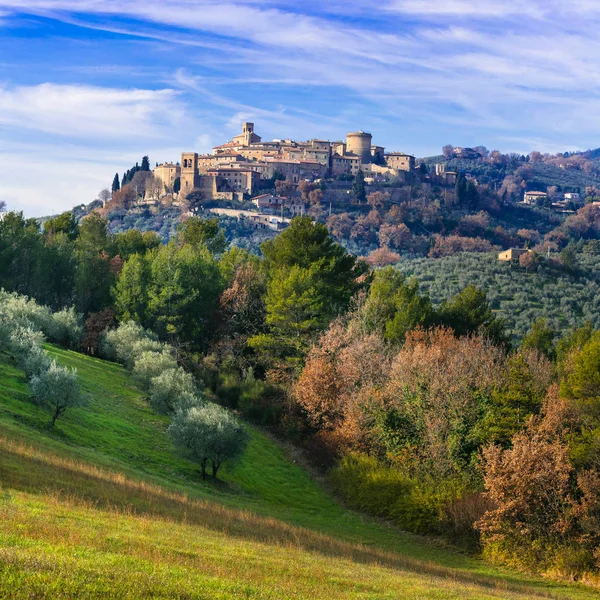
[212,461,220,481]
[50,406,62,427]
[201,460,207,480]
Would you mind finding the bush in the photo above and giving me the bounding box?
[216,370,284,426]
[132,350,178,389]
[48,307,83,348]
[149,367,200,414]
[168,404,250,480]
[330,453,470,535]
[30,361,86,426]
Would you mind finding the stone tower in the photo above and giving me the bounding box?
[346,131,373,164]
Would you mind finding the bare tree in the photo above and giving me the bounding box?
[442,145,454,159]
[98,188,111,205]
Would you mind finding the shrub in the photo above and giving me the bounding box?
[330,453,470,535]
[149,367,200,415]
[168,404,250,480]
[216,370,284,426]
[478,389,600,577]
[30,361,86,426]
[132,350,177,389]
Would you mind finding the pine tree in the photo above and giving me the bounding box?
[112,173,120,193]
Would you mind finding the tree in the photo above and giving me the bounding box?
[479,351,553,446]
[367,191,386,209]
[442,145,454,159]
[113,253,151,324]
[75,214,113,314]
[43,212,78,240]
[141,155,150,172]
[249,265,324,372]
[112,173,120,193]
[519,250,540,272]
[379,328,504,478]
[378,223,411,250]
[364,247,401,267]
[352,170,366,204]
[147,242,223,347]
[30,361,86,426]
[361,267,433,344]
[522,318,556,360]
[308,188,323,206]
[168,404,249,480]
[560,244,579,272]
[173,176,181,195]
[145,175,162,200]
[113,229,160,260]
[98,188,111,205]
[439,285,508,347]
[261,216,365,320]
[178,217,226,255]
[149,367,199,415]
[185,190,205,214]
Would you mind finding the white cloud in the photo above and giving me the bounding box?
[0,83,186,140]
[3,0,600,215]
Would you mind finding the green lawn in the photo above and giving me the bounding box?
[0,346,596,599]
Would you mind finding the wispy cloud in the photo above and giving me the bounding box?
[0,83,187,140]
[3,1,600,214]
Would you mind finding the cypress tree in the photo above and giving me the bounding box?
[141,156,150,172]
[352,170,366,204]
[112,173,120,193]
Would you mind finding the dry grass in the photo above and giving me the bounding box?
[0,437,582,600]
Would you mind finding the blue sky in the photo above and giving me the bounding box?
[2,1,600,216]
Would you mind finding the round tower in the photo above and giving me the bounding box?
[346,131,373,164]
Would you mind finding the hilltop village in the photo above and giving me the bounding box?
[99,122,600,263]
[150,123,456,206]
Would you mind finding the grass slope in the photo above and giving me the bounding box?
[0,346,596,599]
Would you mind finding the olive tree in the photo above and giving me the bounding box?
[30,361,87,426]
[168,404,250,480]
[48,307,84,348]
[149,367,200,414]
[132,349,178,389]
[101,320,159,367]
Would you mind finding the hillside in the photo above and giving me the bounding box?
[0,346,595,599]
[399,252,600,341]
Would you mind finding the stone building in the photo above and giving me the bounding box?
[177,122,417,201]
[153,163,180,191]
[386,152,415,172]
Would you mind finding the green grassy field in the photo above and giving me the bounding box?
[0,346,597,599]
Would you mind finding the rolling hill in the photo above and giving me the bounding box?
[0,346,596,599]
